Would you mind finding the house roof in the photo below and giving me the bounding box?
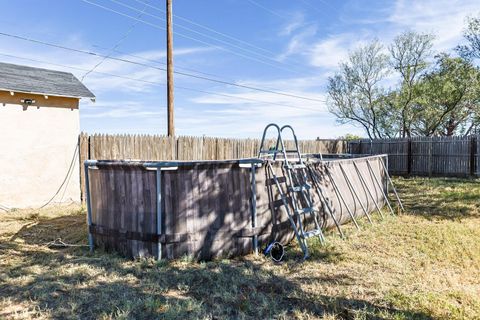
[0,61,95,99]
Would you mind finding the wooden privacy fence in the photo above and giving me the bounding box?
[348,135,480,177]
[79,133,347,201]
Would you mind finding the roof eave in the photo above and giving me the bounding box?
[0,87,95,100]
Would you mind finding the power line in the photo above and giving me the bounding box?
[131,0,314,72]
[80,0,305,76]
[0,31,325,103]
[107,0,286,66]
[0,51,327,112]
[81,0,150,80]
[91,44,224,79]
[132,0,277,56]
[245,0,290,19]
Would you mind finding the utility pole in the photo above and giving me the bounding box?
[166,0,175,136]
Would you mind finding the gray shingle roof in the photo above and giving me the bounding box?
[0,61,95,99]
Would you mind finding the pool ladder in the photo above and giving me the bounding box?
[258,123,325,259]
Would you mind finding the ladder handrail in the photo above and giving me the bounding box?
[258,123,286,161]
[280,125,302,162]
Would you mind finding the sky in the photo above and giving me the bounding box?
[0,0,478,139]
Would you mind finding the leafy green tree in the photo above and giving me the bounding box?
[413,54,480,136]
[327,40,392,139]
[388,31,435,137]
[338,133,363,140]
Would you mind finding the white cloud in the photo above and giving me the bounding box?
[279,12,307,36]
[309,35,351,69]
[81,101,163,119]
[388,0,479,52]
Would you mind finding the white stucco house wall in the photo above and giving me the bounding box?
[0,62,95,209]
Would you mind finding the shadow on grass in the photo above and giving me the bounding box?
[394,177,480,221]
[1,212,434,320]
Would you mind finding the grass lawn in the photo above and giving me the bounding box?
[0,178,479,319]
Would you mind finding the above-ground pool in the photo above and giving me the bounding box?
[84,153,390,260]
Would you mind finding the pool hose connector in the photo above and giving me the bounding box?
[264,242,284,262]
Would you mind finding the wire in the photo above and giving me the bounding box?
[0,31,326,103]
[245,0,290,19]
[131,0,278,57]
[80,0,305,76]
[81,0,150,81]
[107,0,298,70]
[130,0,315,72]
[39,143,79,209]
[91,44,225,79]
[0,52,327,112]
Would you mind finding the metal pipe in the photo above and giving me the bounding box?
[366,159,395,215]
[307,166,344,238]
[84,162,94,252]
[338,163,373,225]
[325,165,360,230]
[156,168,162,260]
[379,157,404,211]
[353,161,384,219]
[250,163,258,255]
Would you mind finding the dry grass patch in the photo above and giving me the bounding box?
[0,178,479,319]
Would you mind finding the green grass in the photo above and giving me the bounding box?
[1,178,479,319]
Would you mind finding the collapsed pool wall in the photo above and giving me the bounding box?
[85,154,387,260]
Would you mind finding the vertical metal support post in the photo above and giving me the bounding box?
[378,158,404,211]
[338,163,373,225]
[366,159,395,215]
[250,164,258,255]
[308,166,344,238]
[325,166,360,230]
[353,162,384,219]
[156,168,162,260]
[84,163,94,252]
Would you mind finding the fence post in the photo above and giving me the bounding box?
[428,139,432,177]
[407,138,412,176]
[470,136,477,177]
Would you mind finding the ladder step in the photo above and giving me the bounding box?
[259,150,278,154]
[303,229,323,239]
[295,207,314,215]
[291,164,306,169]
[290,184,310,192]
[266,176,287,186]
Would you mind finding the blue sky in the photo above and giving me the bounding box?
[0,0,478,138]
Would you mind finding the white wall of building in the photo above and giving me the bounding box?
[0,103,80,208]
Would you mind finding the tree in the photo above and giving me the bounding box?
[412,54,480,136]
[388,31,434,137]
[327,41,392,139]
[458,15,480,60]
[338,133,363,140]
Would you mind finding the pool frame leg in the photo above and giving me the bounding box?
[338,163,374,225]
[366,159,395,215]
[379,157,404,211]
[325,165,360,230]
[156,168,162,260]
[84,162,94,253]
[353,161,385,219]
[250,163,258,255]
